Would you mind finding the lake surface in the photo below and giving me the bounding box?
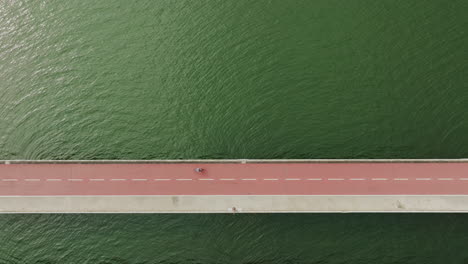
[1,0,467,263]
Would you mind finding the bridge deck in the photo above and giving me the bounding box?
[1,160,467,213]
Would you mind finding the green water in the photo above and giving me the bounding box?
[1,0,468,263]
[2,214,468,264]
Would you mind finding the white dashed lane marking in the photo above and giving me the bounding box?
[2,177,468,182]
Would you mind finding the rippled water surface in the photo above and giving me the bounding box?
[1,0,468,263]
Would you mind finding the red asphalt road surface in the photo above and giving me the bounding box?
[1,163,468,196]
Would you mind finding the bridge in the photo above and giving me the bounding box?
[1,159,468,213]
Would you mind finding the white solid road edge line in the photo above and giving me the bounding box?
[3,194,468,197]
[3,158,468,164]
